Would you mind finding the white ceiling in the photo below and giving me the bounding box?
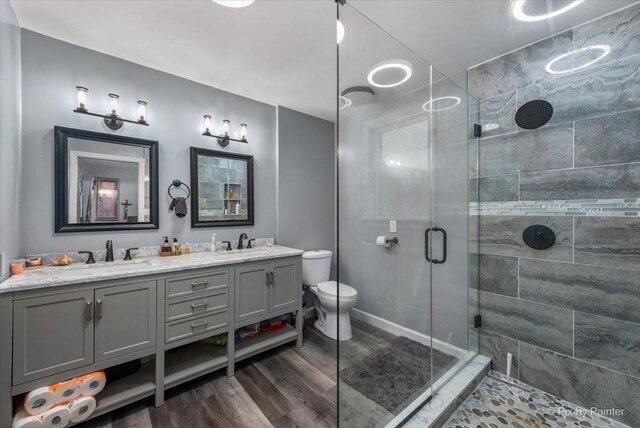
[10,0,637,121]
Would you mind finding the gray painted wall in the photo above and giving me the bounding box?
[0,2,21,280]
[20,29,278,254]
[277,106,335,263]
[469,4,640,425]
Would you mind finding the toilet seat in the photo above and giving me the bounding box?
[317,281,357,299]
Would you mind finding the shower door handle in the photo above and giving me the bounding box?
[424,227,447,264]
[424,228,433,262]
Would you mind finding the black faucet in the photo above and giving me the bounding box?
[237,233,248,250]
[106,240,114,262]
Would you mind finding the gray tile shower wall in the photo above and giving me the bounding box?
[469,4,640,426]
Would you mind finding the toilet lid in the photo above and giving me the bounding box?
[317,281,357,298]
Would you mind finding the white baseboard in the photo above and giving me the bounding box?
[350,308,467,358]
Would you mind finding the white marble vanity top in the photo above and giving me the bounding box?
[0,246,303,293]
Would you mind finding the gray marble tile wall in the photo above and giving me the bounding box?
[468,4,640,426]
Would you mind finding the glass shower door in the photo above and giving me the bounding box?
[336,2,478,427]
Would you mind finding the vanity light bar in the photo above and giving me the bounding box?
[73,86,149,130]
[201,115,248,146]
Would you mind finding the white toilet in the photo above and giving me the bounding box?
[302,250,357,341]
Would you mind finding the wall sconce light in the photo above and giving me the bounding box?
[201,115,249,146]
[137,101,148,123]
[203,115,213,135]
[240,124,247,142]
[76,86,88,112]
[73,86,149,130]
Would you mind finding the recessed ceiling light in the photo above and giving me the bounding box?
[512,0,584,22]
[337,20,345,44]
[212,0,255,8]
[422,96,461,112]
[367,61,413,88]
[545,45,611,74]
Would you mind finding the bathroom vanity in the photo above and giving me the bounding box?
[0,246,304,427]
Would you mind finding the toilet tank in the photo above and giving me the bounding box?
[302,250,332,286]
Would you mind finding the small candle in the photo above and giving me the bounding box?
[10,260,25,275]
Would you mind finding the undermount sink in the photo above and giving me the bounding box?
[59,259,153,271]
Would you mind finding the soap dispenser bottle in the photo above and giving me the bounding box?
[211,233,217,252]
[173,237,181,253]
[161,236,171,253]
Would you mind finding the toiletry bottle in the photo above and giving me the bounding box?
[162,236,171,253]
[211,233,217,252]
[173,237,181,253]
[235,201,240,215]
[184,242,191,254]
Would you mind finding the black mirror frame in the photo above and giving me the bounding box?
[190,147,255,228]
[54,126,159,233]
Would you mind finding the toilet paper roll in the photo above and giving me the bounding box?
[23,387,55,416]
[78,371,106,396]
[52,379,81,404]
[376,236,390,248]
[12,409,43,428]
[68,396,96,423]
[40,406,70,428]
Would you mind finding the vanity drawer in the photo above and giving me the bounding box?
[165,290,228,322]
[165,270,230,299]
[165,310,228,344]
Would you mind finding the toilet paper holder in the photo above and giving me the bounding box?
[386,237,399,246]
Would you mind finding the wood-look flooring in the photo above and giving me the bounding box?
[79,319,398,428]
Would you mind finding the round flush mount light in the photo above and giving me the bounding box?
[337,19,345,44]
[512,0,584,22]
[422,96,461,112]
[339,96,352,110]
[341,86,375,107]
[212,0,255,7]
[367,60,413,88]
[545,45,611,74]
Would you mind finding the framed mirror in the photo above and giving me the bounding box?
[190,147,254,228]
[54,126,159,232]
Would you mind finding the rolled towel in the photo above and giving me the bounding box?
[169,197,188,218]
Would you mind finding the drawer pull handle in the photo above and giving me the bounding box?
[191,320,208,329]
[85,300,93,321]
[265,272,270,285]
[191,301,208,311]
[191,280,208,289]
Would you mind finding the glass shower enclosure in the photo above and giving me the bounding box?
[336,3,479,426]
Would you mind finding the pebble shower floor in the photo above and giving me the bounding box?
[443,371,628,428]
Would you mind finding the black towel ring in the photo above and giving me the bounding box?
[168,179,190,200]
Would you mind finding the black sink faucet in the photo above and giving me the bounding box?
[106,240,114,262]
[237,233,248,250]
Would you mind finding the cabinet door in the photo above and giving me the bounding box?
[269,259,300,313]
[13,290,94,384]
[235,264,270,323]
[94,281,156,362]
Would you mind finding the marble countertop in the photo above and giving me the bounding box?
[0,246,303,294]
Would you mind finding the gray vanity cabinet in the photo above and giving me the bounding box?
[269,259,299,313]
[12,290,94,384]
[94,281,156,362]
[234,258,301,323]
[235,264,270,322]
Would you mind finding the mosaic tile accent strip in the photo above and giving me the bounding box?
[470,199,640,217]
[444,371,629,428]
